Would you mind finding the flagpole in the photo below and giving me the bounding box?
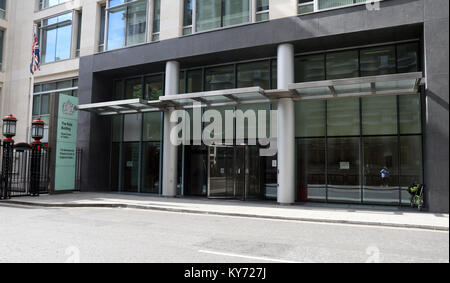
[26,25,37,143]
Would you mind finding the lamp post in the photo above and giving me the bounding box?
[1,115,17,200]
[30,119,45,197]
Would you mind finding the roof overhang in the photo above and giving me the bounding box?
[76,98,170,116]
[159,87,271,108]
[77,73,424,116]
[287,72,423,101]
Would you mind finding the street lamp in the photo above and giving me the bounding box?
[31,119,45,142]
[2,114,17,140]
[30,119,45,196]
[1,114,17,200]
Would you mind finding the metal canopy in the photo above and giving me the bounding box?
[76,98,169,116]
[77,73,424,116]
[287,72,423,101]
[159,87,271,108]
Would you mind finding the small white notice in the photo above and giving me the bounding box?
[272,160,277,167]
[340,162,350,170]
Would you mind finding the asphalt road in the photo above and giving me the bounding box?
[0,204,448,263]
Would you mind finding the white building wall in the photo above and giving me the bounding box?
[1,0,298,142]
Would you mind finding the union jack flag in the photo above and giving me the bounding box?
[30,33,40,75]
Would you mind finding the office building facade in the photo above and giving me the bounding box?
[1,0,448,212]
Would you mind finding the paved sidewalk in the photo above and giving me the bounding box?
[1,192,448,231]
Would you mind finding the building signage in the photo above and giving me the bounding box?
[54,94,78,191]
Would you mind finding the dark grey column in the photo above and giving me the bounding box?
[423,0,449,213]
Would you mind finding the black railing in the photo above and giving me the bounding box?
[0,143,82,198]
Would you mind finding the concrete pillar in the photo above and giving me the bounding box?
[162,61,180,197]
[277,43,296,204]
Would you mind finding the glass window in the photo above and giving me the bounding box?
[237,61,270,89]
[319,0,365,10]
[327,137,361,203]
[144,75,163,100]
[110,142,120,191]
[362,96,398,135]
[0,30,4,71]
[41,93,50,115]
[400,136,423,204]
[363,136,399,204]
[112,115,123,142]
[295,54,325,83]
[143,112,162,141]
[152,0,161,41]
[223,0,250,26]
[142,142,161,193]
[271,60,277,89]
[41,12,73,64]
[113,80,123,100]
[99,5,106,52]
[33,96,41,116]
[327,98,360,136]
[236,104,269,140]
[0,0,5,19]
[125,78,143,99]
[297,138,326,201]
[40,0,69,10]
[122,142,140,192]
[183,0,193,35]
[106,0,147,50]
[256,0,269,22]
[205,65,235,91]
[399,94,422,134]
[295,100,326,137]
[326,50,359,80]
[187,69,203,93]
[123,114,142,142]
[397,42,420,73]
[360,45,396,77]
[196,0,250,32]
[298,0,314,14]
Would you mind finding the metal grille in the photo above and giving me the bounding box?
[0,143,82,197]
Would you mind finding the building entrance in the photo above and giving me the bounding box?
[207,145,262,200]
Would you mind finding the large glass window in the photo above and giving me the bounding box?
[205,65,235,91]
[183,0,194,35]
[319,0,366,10]
[326,50,359,80]
[399,93,422,134]
[39,0,69,10]
[237,61,270,89]
[144,75,163,100]
[360,45,396,77]
[41,12,73,64]
[295,100,326,137]
[125,78,143,99]
[33,78,78,143]
[195,0,250,33]
[297,138,326,201]
[106,0,147,50]
[295,94,423,205]
[362,96,398,135]
[186,69,203,93]
[0,30,4,71]
[295,54,325,83]
[152,0,161,41]
[0,0,5,19]
[400,136,423,204]
[256,0,269,22]
[327,98,360,136]
[363,136,399,204]
[327,137,361,203]
[397,42,420,73]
